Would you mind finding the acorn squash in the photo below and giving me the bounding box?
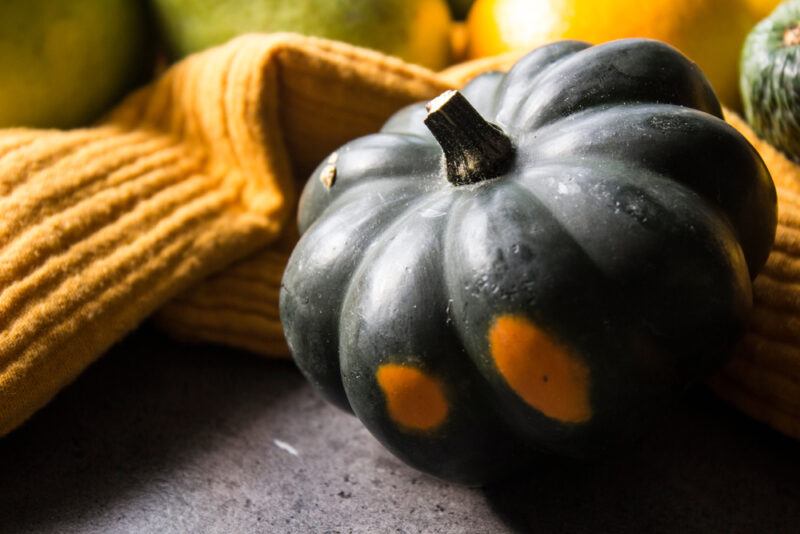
[280,39,778,484]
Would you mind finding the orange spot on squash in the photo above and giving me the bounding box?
[489,315,592,423]
[376,364,449,431]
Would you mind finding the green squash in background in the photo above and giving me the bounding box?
[741,0,800,161]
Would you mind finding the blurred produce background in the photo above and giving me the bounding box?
[465,0,780,108]
[149,0,453,68]
[0,0,153,128]
[0,0,787,129]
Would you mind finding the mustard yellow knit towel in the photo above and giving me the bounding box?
[0,33,449,436]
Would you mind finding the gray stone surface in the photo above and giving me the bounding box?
[0,326,798,533]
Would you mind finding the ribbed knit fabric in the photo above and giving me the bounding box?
[0,33,449,436]
[155,227,296,357]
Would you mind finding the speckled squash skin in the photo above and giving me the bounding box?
[741,0,800,161]
[280,39,778,485]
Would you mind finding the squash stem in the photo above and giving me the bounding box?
[424,90,514,185]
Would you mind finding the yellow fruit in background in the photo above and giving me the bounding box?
[746,0,782,19]
[0,0,152,129]
[466,0,780,108]
[151,0,453,70]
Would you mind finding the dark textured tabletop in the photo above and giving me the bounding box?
[0,325,798,533]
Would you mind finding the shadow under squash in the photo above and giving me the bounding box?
[484,387,800,534]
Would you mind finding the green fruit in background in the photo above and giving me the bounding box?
[150,0,453,70]
[0,0,153,129]
[741,0,800,161]
[448,0,474,18]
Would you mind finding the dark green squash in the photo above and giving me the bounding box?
[741,0,800,161]
[280,39,778,484]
